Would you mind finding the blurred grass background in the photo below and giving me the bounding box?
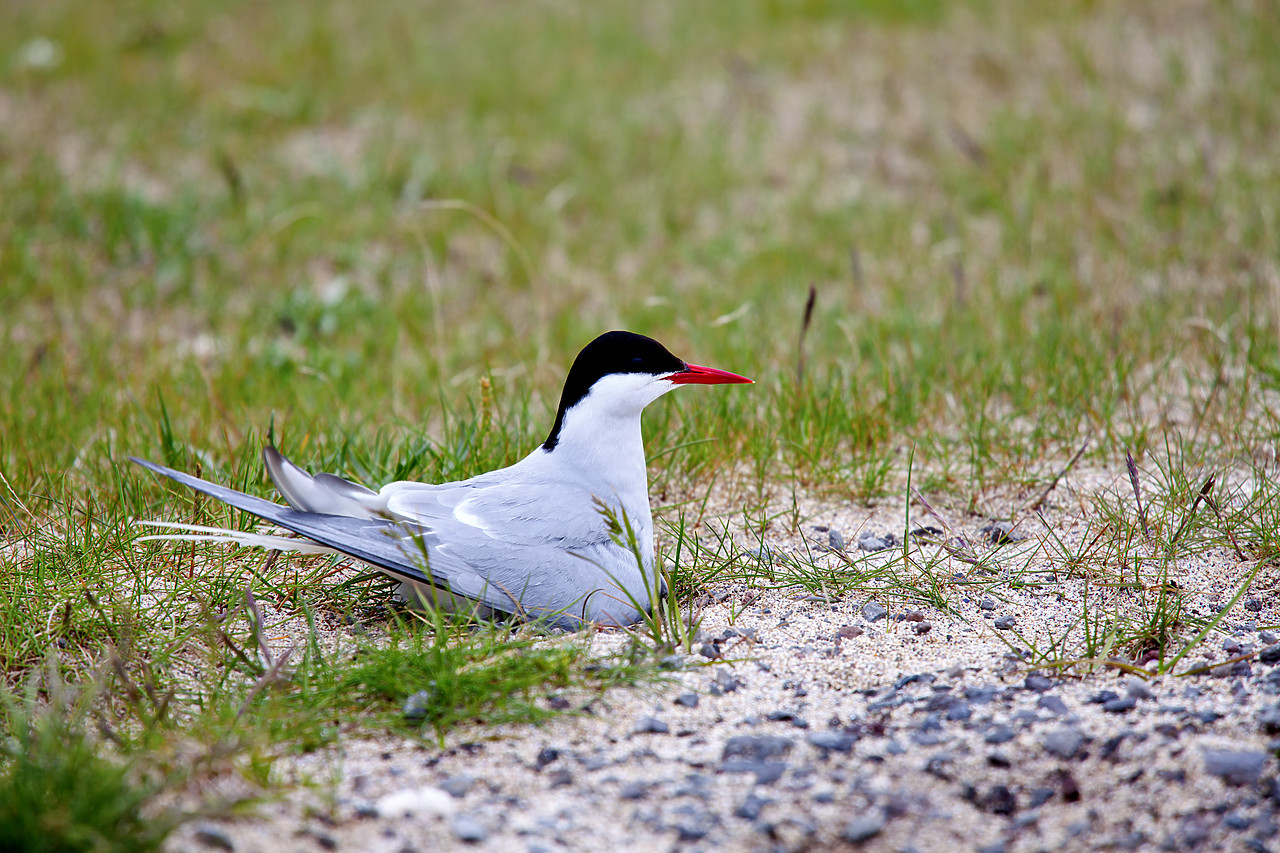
[2,0,1278,511]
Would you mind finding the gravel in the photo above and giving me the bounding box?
[159,483,1280,853]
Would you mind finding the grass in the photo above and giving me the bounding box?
[2,0,1280,846]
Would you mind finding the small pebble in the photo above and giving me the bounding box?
[439,774,474,798]
[1043,727,1086,760]
[994,615,1016,630]
[914,622,932,635]
[451,814,487,843]
[842,811,886,843]
[985,725,1015,745]
[807,731,856,753]
[1203,749,1268,786]
[979,597,997,611]
[633,716,670,734]
[828,530,845,550]
[674,692,699,708]
[1025,673,1052,692]
[402,690,433,724]
[193,824,235,852]
[735,793,769,820]
[862,602,888,622]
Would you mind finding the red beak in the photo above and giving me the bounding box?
[668,363,753,385]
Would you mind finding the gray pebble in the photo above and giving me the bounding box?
[402,690,433,724]
[735,793,769,820]
[842,811,886,843]
[862,601,888,622]
[1261,631,1279,645]
[1260,644,1280,664]
[985,725,1015,745]
[1029,787,1055,808]
[451,814,487,843]
[1125,678,1155,700]
[857,532,892,552]
[993,615,1016,630]
[1043,727,1086,760]
[619,781,648,799]
[914,621,932,635]
[193,824,235,851]
[1203,749,1268,785]
[807,731,856,753]
[722,759,788,785]
[439,774,474,798]
[979,597,997,611]
[1257,704,1280,733]
[723,734,794,761]
[710,669,743,694]
[698,643,720,659]
[828,529,845,551]
[633,716,670,734]
[674,691,699,708]
[1104,696,1137,713]
[981,521,1020,545]
[1024,673,1052,691]
[1037,695,1069,716]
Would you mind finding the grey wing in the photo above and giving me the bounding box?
[130,457,588,630]
[384,483,651,626]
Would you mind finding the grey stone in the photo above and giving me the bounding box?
[1125,678,1155,700]
[842,811,886,843]
[193,824,235,851]
[994,615,1016,630]
[402,690,433,724]
[1260,644,1280,664]
[618,781,648,800]
[1043,727,1086,760]
[862,601,888,622]
[451,814,487,843]
[1104,696,1137,713]
[439,774,474,798]
[674,691,699,708]
[1203,749,1268,785]
[1037,695,1069,716]
[1024,673,1052,691]
[828,530,845,551]
[722,759,787,785]
[858,532,893,552]
[633,716,670,734]
[979,597,997,611]
[1258,704,1280,733]
[807,731,856,753]
[723,734,794,761]
[735,793,769,820]
[984,725,1015,745]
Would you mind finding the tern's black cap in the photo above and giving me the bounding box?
[542,331,686,451]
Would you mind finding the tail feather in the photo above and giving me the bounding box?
[263,446,380,516]
[135,520,341,556]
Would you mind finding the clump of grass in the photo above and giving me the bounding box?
[0,678,181,853]
[336,608,651,740]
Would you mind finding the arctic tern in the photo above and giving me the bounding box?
[133,331,751,630]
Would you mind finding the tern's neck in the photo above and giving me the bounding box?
[549,405,649,497]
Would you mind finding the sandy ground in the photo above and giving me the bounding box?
[162,466,1280,852]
